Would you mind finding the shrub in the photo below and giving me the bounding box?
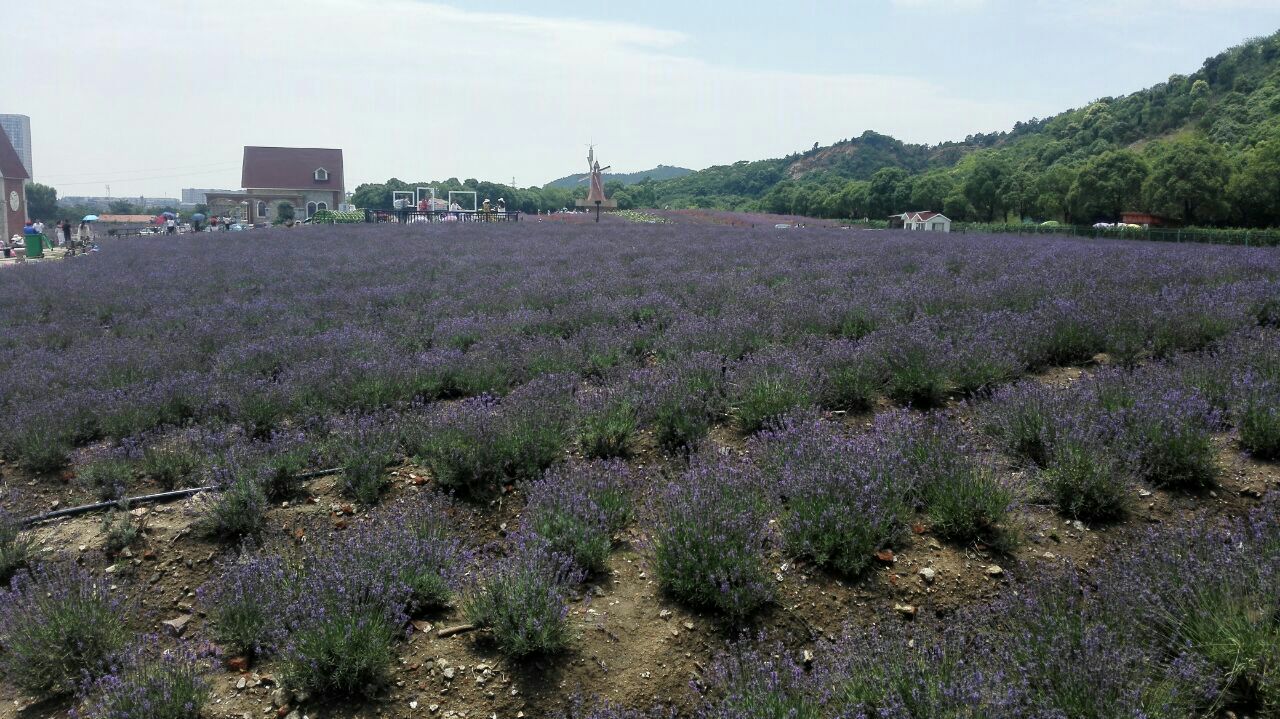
[979,383,1065,467]
[102,509,144,557]
[699,640,824,719]
[1040,435,1129,521]
[647,358,727,455]
[760,415,911,577]
[921,463,1014,544]
[0,563,129,693]
[1122,390,1220,490]
[871,325,951,409]
[8,419,72,474]
[1238,381,1280,460]
[652,457,773,619]
[336,423,396,507]
[524,461,634,574]
[281,604,400,697]
[200,551,294,657]
[1104,503,1280,713]
[257,433,312,500]
[140,438,202,491]
[196,472,268,540]
[577,397,639,460]
[817,351,882,413]
[0,501,34,585]
[73,640,211,719]
[464,540,581,657]
[883,411,1013,543]
[81,456,135,502]
[729,349,819,434]
[732,375,813,434]
[1023,303,1103,368]
[411,379,575,496]
[1255,296,1280,328]
[332,493,471,614]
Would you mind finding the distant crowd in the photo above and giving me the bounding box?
[3,218,95,260]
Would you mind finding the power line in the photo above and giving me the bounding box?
[38,160,240,180]
[52,167,242,188]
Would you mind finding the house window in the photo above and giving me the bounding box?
[256,201,267,218]
[306,202,317,217]
[314,168,329,182]
[317,201,328,212]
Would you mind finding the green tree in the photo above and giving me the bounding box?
[962,152,1011,222]
[1142,135,1231,224]
[1228,132,1280,226]
[1035,164,1079,223]
[910,171,957,213]
[866,167,910,217]
[24,183,58,220]
[1067,150,1148,221]
[108,199,139,214]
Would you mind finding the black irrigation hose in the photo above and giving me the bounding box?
[18,467,344,528]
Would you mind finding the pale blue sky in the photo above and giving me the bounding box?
[7,0,1280,197]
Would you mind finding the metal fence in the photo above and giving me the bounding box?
[952,223,1280,248]
[364,209,521,224]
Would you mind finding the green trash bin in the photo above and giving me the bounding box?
[25,233,47,259]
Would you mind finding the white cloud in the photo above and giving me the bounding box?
[8,0,1040,195]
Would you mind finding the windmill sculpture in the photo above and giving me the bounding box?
[575,145,618,221]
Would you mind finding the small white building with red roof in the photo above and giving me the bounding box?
[894,211,951,233]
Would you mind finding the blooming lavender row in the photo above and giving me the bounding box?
[692,499,1280,718]
[200,489,471,696]
[980,326,1279,518]
[2,225,1276,472]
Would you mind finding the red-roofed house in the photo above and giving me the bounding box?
[903,211,951,233]
[0,128,29,240]
[205,146,344,224]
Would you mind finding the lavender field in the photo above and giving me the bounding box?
[0,222,1278,718]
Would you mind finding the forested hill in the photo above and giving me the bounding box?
[543,165,692,189]
[648,29,1280,227]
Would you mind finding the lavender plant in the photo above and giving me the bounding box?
[728,349,818,434]
[72,639,211,719]
[881,411,1013,544]
[1237,378,1280,460]
[140,435,202,491]
[1120,389,1221,489]
[652,456,773,619]
[0,499,34,584]
[0,563,129,693]
[523,461,635,574]
[463,539,583,657]
[759,413,911,577]
[1040,432,1130,521]
[577,391,640,460]
[200,550,295,657]
[80,454,135,502]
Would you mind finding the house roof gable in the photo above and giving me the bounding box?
[241,146,343,190]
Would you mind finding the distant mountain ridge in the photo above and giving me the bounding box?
[543,164,692,189]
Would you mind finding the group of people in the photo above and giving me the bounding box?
[4,218,94,260]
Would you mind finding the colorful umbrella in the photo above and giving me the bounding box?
[82,215,99,222]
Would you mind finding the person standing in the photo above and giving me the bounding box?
[77,221,91,251]
[166,216,176,235]
[61,219,72,247]
[32,219,44,236]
